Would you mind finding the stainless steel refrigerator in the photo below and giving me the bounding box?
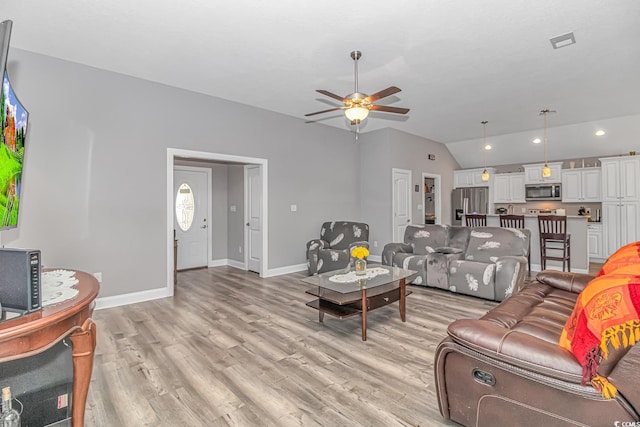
[452,187,489,225]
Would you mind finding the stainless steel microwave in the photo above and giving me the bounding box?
[525,184,561,201]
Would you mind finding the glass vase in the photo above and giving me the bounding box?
[355,258,367,276]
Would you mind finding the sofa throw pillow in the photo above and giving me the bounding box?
[559,242,640,399]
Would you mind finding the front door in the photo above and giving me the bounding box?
[174,167,209,269]
[392,168,412,242]
[245,165,262,273]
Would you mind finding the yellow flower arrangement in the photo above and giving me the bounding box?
[351,246,369,259]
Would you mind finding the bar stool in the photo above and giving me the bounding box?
[537,215,571,272]
[465,214,486,227]
[500,214,531,275]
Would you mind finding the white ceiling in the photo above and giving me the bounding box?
[4,1,640,166]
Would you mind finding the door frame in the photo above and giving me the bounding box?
[391,168,412,242]
[174,165,212,269]
[167,148,269,295]
[421,172,442,225]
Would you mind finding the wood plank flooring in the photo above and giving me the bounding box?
[84,264,601,426]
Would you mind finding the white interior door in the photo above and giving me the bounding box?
[174,168,209,269]
[392,168,412,242]
[245,165,262,273]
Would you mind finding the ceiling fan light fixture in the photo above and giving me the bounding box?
[345,106,369,122]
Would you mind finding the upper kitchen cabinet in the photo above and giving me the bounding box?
[600,156,640,202]
[524,162,563,184]
[561,167,601,202]
[493,173,525,203]
[454,168,496,188]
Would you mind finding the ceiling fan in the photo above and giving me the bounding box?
[305,51,410,137]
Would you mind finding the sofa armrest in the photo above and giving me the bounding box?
[536,270,595,294]
[447,318,583,383]
[382,243,413,265]
[306,239,328,275]
[494,255,528,300]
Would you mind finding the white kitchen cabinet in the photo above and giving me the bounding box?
[523,162,563,184]
[600,156,640,202]
[603,202,640,258]
[599,156,640,258]
[561,167,601,202]
[493,173,525,203]
[587,222,603,259]
[454,168,495,188]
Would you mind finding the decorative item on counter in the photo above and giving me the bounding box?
[351,246,369,276]
[0,387,21,427]
[555,208,566,215]
[578,206,587,216]
[569,161,576,168]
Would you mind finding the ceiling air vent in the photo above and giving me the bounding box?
[550,32,576,49]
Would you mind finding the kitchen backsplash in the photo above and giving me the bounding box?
[494,201,602,220]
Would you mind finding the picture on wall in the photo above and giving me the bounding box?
[1,70,29,230]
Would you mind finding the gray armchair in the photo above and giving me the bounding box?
[306,221,369,275]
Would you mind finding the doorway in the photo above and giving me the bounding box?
[392,168,412,242]
[167,149,269,294]
[422,172,442,225]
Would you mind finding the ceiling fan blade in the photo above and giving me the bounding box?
[316,90,347,103]
[365,86,401,103]
[370,105,410,114]
[304,107,344,117]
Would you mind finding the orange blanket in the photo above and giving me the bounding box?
[558,242,640,398]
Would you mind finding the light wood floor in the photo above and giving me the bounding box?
[85,264,602,426]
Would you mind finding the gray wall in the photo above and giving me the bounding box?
[4,49,365,298]
[360,128,461,256]
[4,48,459,300]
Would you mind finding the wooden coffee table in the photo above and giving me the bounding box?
[302,265,416,341]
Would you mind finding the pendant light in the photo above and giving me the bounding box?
[540,109,552,178]
[481,120,490,182]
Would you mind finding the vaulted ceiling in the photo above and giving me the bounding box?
[4,1,640,167]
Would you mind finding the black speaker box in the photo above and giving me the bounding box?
[0,248,42,314]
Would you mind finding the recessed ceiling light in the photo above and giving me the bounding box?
[550,32,576,49]
[533,138,542,144]
[595,130,606,136]
[484,144,492,150]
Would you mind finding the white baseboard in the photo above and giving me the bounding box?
[227,259,245,270]
[96,286,173,310]
[368,254,382,263]
[264,263,307,277]
[208,259,228,267]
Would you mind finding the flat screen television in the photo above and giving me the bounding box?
[0,20,29,231]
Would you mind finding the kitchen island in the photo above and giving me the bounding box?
[464,214,589,273]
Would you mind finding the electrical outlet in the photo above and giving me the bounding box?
[373,241,378,248]
[93,272,102,283]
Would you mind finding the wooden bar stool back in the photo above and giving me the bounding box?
[537,215,571,272]
[465,214,487,227]
[499,214,530,274]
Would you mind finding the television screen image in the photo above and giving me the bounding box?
[1,70,28,230]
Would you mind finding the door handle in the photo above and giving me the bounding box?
[246,222,250,226]
[201,224,207,229]
[407,219,410,223]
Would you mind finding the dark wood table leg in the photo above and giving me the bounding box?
[399,278,407,322]
[69,318,97,427]
[319,310,324,322]
[361,289,367,341]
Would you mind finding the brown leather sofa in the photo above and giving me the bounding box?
[435,270,640,426]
